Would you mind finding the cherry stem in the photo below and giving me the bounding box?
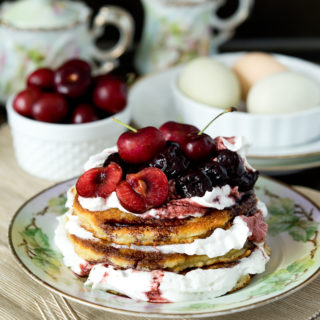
[113,118,138,133]
[198,107,237,135]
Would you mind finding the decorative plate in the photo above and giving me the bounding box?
[8,176,320,318]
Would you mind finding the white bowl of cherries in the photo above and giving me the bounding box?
[7,58,131,181]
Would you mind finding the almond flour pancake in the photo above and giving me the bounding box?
[68,231,255,272]
[72,189,257,246]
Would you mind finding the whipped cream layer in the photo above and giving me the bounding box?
[55,212,92,276]
[86,246,269,302]
[62,197,268,257]
[54,215,269,302]
[77,185,243,218]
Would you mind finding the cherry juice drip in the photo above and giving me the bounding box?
[79,263,93,277]
[145,270,170,303]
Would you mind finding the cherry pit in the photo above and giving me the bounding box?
[13,58,128,124]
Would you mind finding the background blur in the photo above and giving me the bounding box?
[65,0,320,62]
[2,0,320,63]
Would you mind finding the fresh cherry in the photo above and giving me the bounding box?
[116,167,168,213]
[159,121,199,145]
[76,163,123,198]
[54,59,92,98]
[13,88,41,117]
[182,133,215,161]
[27,68,54,91]
[31,93,68,123]
[71,104,99,124]
[181,107,237,161]
[93,75,127,114]
[115,120,166,164]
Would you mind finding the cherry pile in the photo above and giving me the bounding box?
[76,119,259,214]
[13,58,127,124]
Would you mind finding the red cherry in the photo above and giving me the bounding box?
[71,104,99,124]
[12,88,42,117]
[159,121,199,146]
[27,68,54,91]
[117,126,166,164]
[177,108,237,160]
[31,93,68,123]
[116,167,168,213]
[182,133,215,161]
[54,59,92,98]
[116,181,148,212]
[93,75,127,114]
[76,163,123,198]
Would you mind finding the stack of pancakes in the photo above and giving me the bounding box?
[66,187,267,295]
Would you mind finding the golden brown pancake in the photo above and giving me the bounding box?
[72,189,257,246]
[68,232,254,272]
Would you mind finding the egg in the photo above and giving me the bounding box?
[233,52,287,98]
[247,71,320,114]
[178,57,241,109]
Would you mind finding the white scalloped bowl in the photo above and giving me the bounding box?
[172,53,320,149]
[7,95,132,181]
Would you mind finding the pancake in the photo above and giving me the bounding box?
[55,135,270,302]
[72,189,257,246]
[68,232,254,272]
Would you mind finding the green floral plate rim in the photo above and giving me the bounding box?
[7,175,320,318]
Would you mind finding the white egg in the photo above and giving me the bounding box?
[247,71,320,114]
[178,57,241,109]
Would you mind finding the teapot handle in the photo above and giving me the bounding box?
[90,6,134,70]
[210,0,253,47]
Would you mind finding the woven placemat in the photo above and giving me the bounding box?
[1,124,319,320]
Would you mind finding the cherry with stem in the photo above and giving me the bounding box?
[182,107,237,161]
[113,118,165,164]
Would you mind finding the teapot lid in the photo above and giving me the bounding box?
[0,0,89,29]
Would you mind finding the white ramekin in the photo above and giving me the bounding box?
[172,53,320,149]
[7,95,132,181]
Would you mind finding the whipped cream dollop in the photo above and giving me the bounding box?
[83,146,118,172]
[86,246,269,302]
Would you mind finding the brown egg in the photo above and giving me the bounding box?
[233,52,287,99]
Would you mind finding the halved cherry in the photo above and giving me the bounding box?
[76,163,122,198]
[116,167,168,213]
[116,181,148,213]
